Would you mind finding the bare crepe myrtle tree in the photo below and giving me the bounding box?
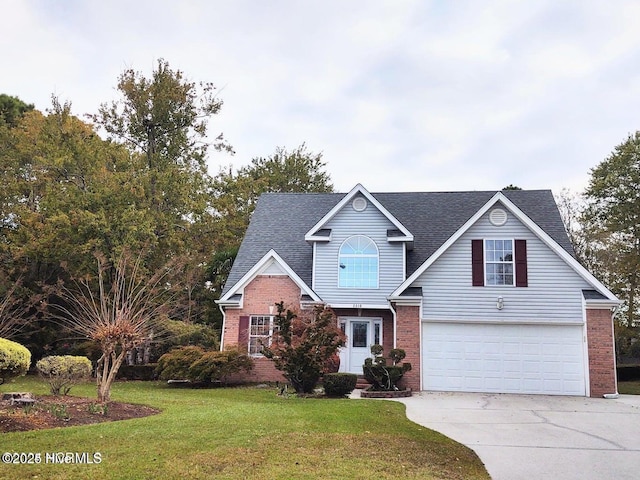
[0,283,23,339]
[54,252,179,403]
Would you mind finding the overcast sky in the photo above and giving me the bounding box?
[4,0,640,195]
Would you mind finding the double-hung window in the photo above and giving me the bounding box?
[472,238,527,287]
[249,315,274,356]
[485,239,514,286]
[338,235,379,288]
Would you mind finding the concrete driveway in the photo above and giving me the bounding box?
[391,392,640,480]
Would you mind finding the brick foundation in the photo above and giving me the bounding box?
[586,308,617,397]
[227,357,286,384]
[394,304,421,391]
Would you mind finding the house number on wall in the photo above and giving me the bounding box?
[352,304,362,308]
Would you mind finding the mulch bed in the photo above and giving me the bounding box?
[0,394,160,433]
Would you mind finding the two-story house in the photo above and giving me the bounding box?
[217,184,619,397]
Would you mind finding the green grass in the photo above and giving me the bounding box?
[1,377,489,480]
[619,380,640,395]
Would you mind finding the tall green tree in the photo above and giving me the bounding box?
[0,99,148,358]
[211,144,333,251]
[87,60,236,332]
[583,131,640,327]
[0,94,34,127]
[1,99,138,280]
[89,59,232,269]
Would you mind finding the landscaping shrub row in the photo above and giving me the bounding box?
[117,364,159,381]
[155,346,253,385]
[617,365,640,381]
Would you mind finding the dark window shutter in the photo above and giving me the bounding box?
[515,240,528,287]
[472,239,484,286]
[238,316,250,349]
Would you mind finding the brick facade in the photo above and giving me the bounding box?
[222,277,401,383]
[222,275,302,383]
[394,304,421,391]
[586,307,617,397]
[223,277,617,397]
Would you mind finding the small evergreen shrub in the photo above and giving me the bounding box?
[323,373,357,397]
[156,346,205,381]
[362,345,412,391]
[0,337,31,384]
[36,355,92,395]
[156,346,253,385]
[187,347,253,385]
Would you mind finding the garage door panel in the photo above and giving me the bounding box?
[422,323,586,395]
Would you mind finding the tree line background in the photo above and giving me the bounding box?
[1,59,638,365]
[0,60,332,363]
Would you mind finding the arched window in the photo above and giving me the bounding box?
[338,235,379,288]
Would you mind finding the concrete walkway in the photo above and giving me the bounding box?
[382,392,640,480]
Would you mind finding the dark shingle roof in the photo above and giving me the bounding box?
[582,289,608,300]
[221,189,574,295]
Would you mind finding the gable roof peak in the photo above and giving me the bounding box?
[304,183,414,242]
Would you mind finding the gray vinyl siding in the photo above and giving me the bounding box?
[414,204,591,323]
[313,196,405,305]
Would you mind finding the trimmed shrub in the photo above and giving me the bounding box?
[156,346,253,386]
[187,348,253,385]
[36,355,92,395]
[363,345,412,391]
[323,373,357,397]
[0,337,31,384]
[156,346,205,381]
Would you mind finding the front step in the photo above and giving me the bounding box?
[355,375,371,390]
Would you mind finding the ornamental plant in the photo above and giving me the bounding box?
[0,337,31,384]
[155,346,253,385]
[362,345,412,391]
[187,347,253,385]
[262,302,346,394]
[36,355,92,395]
[156,346,206,381]
[322,373,357,397]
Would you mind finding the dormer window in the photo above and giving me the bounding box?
[338,235,379,288]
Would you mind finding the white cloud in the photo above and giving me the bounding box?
[3,0,640,195]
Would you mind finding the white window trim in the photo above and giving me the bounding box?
[338,317,383,347]
[484,238,515,287]
[337,235,380,289]
[249,315,275,357]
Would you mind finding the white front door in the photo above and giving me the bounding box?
[339,318,382,374]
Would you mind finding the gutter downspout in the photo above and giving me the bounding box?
[218,303,226,352]
[604,305,620,398]
[389,302,397,349]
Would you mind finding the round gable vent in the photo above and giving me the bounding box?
[489,208,508,226]
[352,197,367,212]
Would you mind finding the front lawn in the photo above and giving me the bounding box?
[618,380,640,395]
[1,377,489,479]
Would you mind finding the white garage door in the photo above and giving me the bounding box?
[422,323,586,395]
